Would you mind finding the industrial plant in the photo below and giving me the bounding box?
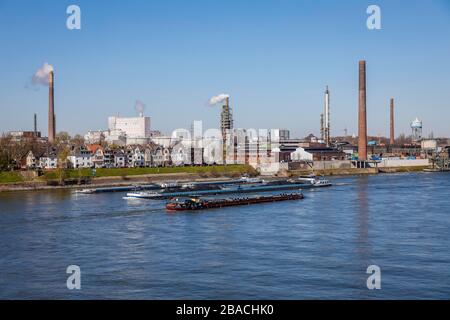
[2,60,450,176]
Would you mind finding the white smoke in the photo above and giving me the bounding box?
[209,93,229,106]
[135,100,146,115]
[32,63,54,86]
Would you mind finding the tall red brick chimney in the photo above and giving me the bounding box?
[358,60,367,161]
[48,71,55,143]
[390,98,395,145]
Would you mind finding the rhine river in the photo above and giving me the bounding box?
[0,172,449,299]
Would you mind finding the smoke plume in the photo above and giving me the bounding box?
[209,93,229,106]
[135,100,146,115]
[32,63,54,86]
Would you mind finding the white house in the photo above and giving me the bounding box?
[114,151,126,168]
[39,153,58,169]
[171,143,191,166]
[25,150,38,169]
[67,148,93,168]
[153,146,172,167]
[144,147,154,167]
[87,145,105,168]
[130,147,145,167]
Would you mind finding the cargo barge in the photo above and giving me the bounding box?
[124,178,330,200]
[75,176,265,194]
[166,193,303,211]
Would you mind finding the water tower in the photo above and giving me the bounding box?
[411,118,423,142]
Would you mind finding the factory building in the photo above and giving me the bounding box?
[108,114,151,139]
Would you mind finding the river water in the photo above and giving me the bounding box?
[0,172,449,299]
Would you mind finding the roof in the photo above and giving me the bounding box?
[86,144,103,153]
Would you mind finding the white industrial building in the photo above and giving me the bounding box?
[108,115,151,139]
[84,131,105,144]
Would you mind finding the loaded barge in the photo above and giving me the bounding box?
[166,193,303,211]
[75,177,265,194]
[124,181,326,199]
[124,176,331,200]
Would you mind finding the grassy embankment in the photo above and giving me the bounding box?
[0,171,24,184]
[40,164,258,181]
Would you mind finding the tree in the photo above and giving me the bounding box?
[55,131,71,145]
[70,134,85,148]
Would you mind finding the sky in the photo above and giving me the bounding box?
[0,0,449,138]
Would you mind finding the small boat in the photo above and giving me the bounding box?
[158,181,179,189]
[76,188,96,194]
[166,193,304,211]
[295,175,332,187]
[238,176,265,184]
[125,191,161,199]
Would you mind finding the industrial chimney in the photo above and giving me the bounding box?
[358,60,368,161]
[390,98,395,146]
[324,86,331,147]
[320,113,324,141]
[48,71,55,143]
[220,97,233,139]
[34,113,37,136]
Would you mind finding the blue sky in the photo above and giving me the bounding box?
[0,0,449,138]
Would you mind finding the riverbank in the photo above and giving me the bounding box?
[287,165,429,176]
[0,165,258,192]
[0,164,432,192]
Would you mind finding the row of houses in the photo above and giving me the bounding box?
[22,144,195,169]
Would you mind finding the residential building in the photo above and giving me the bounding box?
[153,146,172,167]
[86,145,105,168]
[39,152,58,169]
[114,150,126,168]
[67,147,93,168]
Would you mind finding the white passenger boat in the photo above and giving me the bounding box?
[124,191,161,199]
[239,176,265,184]
[296,175,332,186]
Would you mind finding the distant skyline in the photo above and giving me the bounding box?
[0,0,449,138]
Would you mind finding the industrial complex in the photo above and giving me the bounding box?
[2,60,450,178]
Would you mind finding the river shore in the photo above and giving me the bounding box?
[0,165,430,193]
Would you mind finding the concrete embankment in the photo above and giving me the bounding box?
[281,159,430,177]
[288,167,379,176]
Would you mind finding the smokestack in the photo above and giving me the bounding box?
[34,113,37,134]
[358,60,367,161]
[220,96,233,164]
[48,71,55,143]
[390,98,395,145]
[324,86,331,147]
[320,113,324,141]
